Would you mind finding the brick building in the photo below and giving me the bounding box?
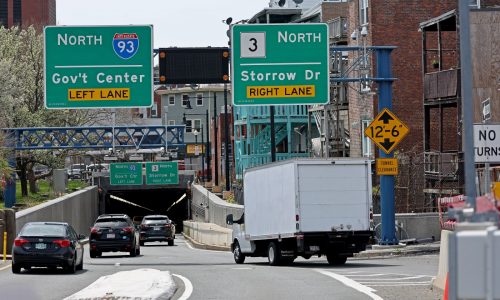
[0,0,56,28]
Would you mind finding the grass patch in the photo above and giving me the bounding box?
[12,179,89,209]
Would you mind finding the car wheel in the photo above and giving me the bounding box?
[66,256,77,274]
[268,242,281,266]
[136,246,140,256]
[168,240,174,246]
[326,253,347,265]
[76,255,84,271]
[233,241,245,264]
[11,263,21,274]
[130,244,137,257]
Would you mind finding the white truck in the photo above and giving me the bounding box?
[226,158,373,265]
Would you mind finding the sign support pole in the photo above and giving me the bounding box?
[376,48,398,245]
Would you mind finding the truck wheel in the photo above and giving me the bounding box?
[327,253,347,265]
[268,242,281,266]
[233,241,245,264]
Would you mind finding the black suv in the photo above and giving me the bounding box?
[89,214,140,258]
[139,215,176,246]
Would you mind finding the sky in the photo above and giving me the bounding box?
[56,0,270,48]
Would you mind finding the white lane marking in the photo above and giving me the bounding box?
[368,283,432,287]
[356,275,428,281]
[232,267,253,270]
[173,274,193,300]
[316,270,383,300]
[346,273,387,277]
[0,263,11,271]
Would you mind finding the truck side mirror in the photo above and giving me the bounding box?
[226,214,234,225]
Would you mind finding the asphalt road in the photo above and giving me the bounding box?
[0,236,441,300]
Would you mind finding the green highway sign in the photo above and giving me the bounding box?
[145,162,179,185]
[44,25,153,109]
[231,24,329,106]
[110,163,143,185]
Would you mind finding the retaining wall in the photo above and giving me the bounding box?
[183,220,232,249]
[16,186,99,236]
[373,212,441,241]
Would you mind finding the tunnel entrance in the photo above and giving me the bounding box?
[104,188,189,232]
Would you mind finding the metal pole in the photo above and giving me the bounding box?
[205,109,211,181]
[201,124,205,183]
[459,0,477,209]
[164,106,168,156]
[270,106,276,162]
[224,84,230,191]
[376,48,398,245]
[111,109,116,154]
[214,93,219,186]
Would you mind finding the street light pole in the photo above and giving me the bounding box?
[224,84,230,191]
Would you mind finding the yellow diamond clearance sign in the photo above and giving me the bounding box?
[364,108,409,154]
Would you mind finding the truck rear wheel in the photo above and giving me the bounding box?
[233,241,245,264]
[267,242,281,266]
[326,253,347,265]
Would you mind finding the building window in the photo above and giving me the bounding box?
[359,0,369,25]
[196,93,203,106]
[192,119,202,132]
[168,96,175,105]
[151,103,158,117]
[168,120,175,126]
[362,120,372,157]
[0,0,7,27]
[13,0,21,25]
[185,119,193,133]
[469,0,480,8]
[182,94,190,107]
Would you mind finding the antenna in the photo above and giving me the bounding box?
[278,0,286,7]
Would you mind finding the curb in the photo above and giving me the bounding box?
[182,233,230,252]
[354,244,440,259]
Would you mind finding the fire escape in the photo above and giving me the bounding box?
[309,16,350,158]
[420,10,464,208]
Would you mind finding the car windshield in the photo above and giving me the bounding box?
[144,217,169,224]
[95,218,128,227]
[20,224,66,237]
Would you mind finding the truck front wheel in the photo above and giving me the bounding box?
[233,241,246,264]
[268,242,281,266]
[326,253,347,265]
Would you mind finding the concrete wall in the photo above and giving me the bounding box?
[373,212,441,241]
[16,186,99,236]
[190,184,243,228]
[183,221,232,249]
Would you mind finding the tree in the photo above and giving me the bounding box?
[0,26,109,196]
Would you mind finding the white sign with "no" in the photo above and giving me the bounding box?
[474,124,500,163]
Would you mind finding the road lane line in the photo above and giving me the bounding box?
[173,274,193,300]
[367,283,432,287]
[0,263,11,271]
[316,269,383,300]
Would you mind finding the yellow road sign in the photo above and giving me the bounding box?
[376,158,398,176]
[364,108,409,154]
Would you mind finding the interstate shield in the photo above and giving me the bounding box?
[113,33,139,59]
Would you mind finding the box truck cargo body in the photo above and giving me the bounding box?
[227,159,373,265]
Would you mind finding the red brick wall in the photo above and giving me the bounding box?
[19,0,55,28]
[369,0,458,154]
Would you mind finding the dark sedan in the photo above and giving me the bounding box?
[12,222,85,274]
[139,215,176,246]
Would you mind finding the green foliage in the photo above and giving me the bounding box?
[14,179,88,208]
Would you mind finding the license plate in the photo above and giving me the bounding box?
[35,243,47,250]
[106,233,115,239]
[154,227,161,231]
[309,245,320,251]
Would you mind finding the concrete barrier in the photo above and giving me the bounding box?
[190,184,243,228]
[373,212,441,241]
[16,186,99,236]
[433,229,452,291]
[183,220,231,250]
